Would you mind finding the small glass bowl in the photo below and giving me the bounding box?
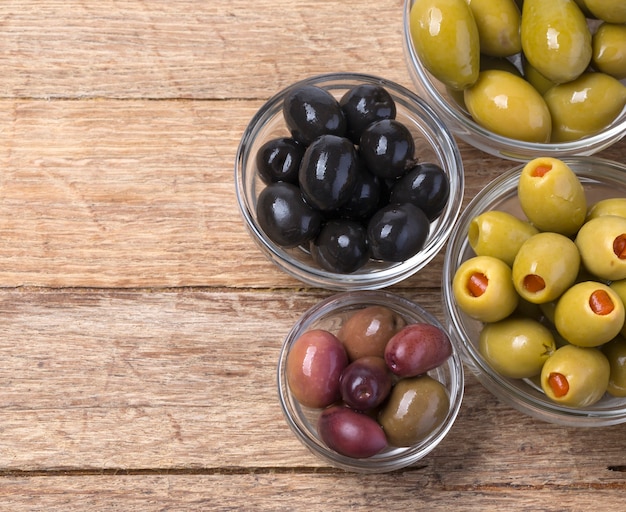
[235,73,464,290]
[277,290,464,473]
[443,156,626,427]
[402,0,626,161]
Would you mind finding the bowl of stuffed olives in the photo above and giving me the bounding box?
[235,72,464,290]
[403,0,626,161]
[443,156,626,427]
[278,290,464,472]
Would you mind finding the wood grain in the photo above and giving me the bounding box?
[0,0,625,509]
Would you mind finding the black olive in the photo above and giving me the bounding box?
[255,137,305,185]
[256,182,322,248]
[359,119,416,179]
[389,162,450,221]
[367,203,430,262]
[339,84,397,144]
[336,165,382,222]
[310,219,370,273]
[298,134,359,212]
[283,85,346,145]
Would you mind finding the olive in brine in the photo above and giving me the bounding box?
[479,317,556,379]
[468,210,538,267]
[575,215,626,281]
[298,134,359,212]
[518,157,587,236]
[554,281,625,348]
[367,203,430,262]
[409,0,480,91]
[464,70,552,143]
[512,232,580,304]
[452,255,518,323]
[540,344,610,407]
[378,375,450,447]
[544,72,626,142]
[521,0,592,84]
[283,85,346,145]
[256,182,322,248]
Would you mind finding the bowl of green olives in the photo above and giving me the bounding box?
[403,0,626,161]
[278,290,464,472]
[443,156,626,427]
[235,73,464,290]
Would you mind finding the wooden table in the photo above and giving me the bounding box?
[1,1,624,510]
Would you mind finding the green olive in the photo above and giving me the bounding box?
[378,375,449,447]
[512,232,580,304]
[555,281,625,347]
[409,0,480,91]
[522,57,556,96]
[518,157,587,236]
[582,0,626,24]
[587,198,626,221]
[572,0,594,17]
[543,72,626,142]
[602,335,626,397]
[575,215,626,281]
[468,210,539,267]
[453,255,519,322]
[521,0,592,84]
[592,23,626,80]
[540,344,610,407]
[479,316,556,379]
[467,0,521,57]
[464,69,552,142]
[610,279,626,337]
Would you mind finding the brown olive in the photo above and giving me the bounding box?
[378,375,450,447]
[337,306,406,361]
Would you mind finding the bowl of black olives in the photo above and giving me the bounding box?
[278,290,464,472]
[403,0,626,161]
[443,156,626,427]
[235,73,464,290]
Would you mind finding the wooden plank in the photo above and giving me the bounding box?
[0,0,412,100]
[0,289,625,488]
[1,98,624,289]
[0,474,625,511]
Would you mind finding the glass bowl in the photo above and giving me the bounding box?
[235,73,464,290]
[402,0,626,161]
[277,290,464,473]
[443,156,626,427]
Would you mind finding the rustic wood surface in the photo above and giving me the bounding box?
[0,1,624,510]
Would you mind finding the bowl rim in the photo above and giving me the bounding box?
[442,156,626,427]
[402,0,626,161]
[235,72,465,290]
[277,290,465,472]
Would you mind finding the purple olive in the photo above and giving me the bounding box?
[339,356,393,411]
[286,329,348,408]
[384,323,452,378]
[318,405,387,458]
